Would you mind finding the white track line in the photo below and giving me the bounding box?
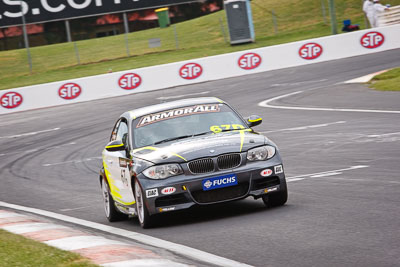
[0,128,60,139]
[0,201,251,267]
[2,222,68,234]
[260,121,346,134]
[157,91,210,100]
[286,165,369,182]
[258,91,400,114]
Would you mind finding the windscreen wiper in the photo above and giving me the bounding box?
[154,135,193,145]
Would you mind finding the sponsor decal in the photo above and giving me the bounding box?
[0,92,23,109]
[264,186,278,193]
[159,207,175,212]
[274,165,283,174]
[137,104,220,128]
[146,188,158,198]
[121,169,128,187]
[361,32,384,49]
[118,73,142,90]
[119,158,128,168]
[59,83,81,100]
[261,169,273,177]
[179,63,203,80]
[238,52,262,70]
[202,174,238,191]
[299,43,323,60]
[161,187,176,195]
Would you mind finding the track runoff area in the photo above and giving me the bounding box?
[0,49,400,266]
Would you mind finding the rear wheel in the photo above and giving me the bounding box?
[102,179,128,222]
[134,179,154,228]
[262,180,288,207]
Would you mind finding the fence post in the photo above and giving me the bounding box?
[65,20,72,42]
[20,4,32,74]
[271,10,278,35]
[74,42,80,65]
[219,18,228,43]
[321,0,328,24]
[123,12,131,57]
[173,24,179,50]
[328,0,338,34]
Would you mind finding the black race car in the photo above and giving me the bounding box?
[100,97,287,228]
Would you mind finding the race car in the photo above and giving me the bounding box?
[100,97,287,228]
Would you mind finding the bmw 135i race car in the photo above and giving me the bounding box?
[100,97,287,228]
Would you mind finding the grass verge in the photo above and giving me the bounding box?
[370,67,400,91]
[0,229,98,267]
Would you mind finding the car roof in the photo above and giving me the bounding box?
[122,97,225,120]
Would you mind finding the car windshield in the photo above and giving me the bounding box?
[132,103,248,148]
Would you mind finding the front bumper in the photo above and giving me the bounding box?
[139,157,287,216]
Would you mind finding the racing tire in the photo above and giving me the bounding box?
[262,180,288,208]
[134,179,154,229]
[101,179,128,222]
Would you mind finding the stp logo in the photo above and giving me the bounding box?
[1,92,23,109]
[299,43,323,60]
[179,63,203,80]
[238,53,262,70]
[119,73,142,90]
[361,32,384,49]
[59,83,82,100]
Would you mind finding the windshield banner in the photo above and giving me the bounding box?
[0,0,196,28]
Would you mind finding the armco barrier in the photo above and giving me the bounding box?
[1,24,400,115]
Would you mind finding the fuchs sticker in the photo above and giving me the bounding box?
[146,189,158,198]
[1,92,23,109]
[202,174,238,191]
[299,43,323,60]
[179,63,203,80]
[261,169,273,177]
[59,83,81,100]
[161,187,176,195]
[118,73,142,90]
[361,32,384,49]
[137,104,220,128]
[238,52,262,70]
[274,165,283,174]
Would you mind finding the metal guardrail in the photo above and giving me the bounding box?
[378,5,400,26]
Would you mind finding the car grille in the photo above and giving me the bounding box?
[217,153,241,170]
[188,153,241,174]
[188,158,214,174]
[191,182,249,204]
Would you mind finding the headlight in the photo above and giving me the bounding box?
[247,146,276,161]
[143,164,183,179]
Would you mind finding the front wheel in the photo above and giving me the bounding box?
[262,180,288,208]
[134,179,154,228]
[102,179,128,222]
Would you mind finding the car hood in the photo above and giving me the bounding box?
[131,131,267,164]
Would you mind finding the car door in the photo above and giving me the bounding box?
[102,119,135,207]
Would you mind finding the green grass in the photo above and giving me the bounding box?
[0,229,98,267]
[370,68,400,91]
[1,0,399,90]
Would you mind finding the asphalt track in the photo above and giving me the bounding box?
[1,49,400,266]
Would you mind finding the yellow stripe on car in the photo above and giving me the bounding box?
[132,146,187,162]
[249,118,262,122]
[106,143,124,149]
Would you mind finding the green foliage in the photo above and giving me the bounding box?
[0,230,98,267]
[370,68,400,91]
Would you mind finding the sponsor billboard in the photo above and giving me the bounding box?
[0,0,198,28]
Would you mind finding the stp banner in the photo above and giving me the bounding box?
[0,0,196,27]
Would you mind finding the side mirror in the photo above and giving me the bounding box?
[105,140,126,152]
[246,115,263,127]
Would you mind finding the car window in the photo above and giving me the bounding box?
[116,120,128,143]
[132,104,247,148]
[110,120,121,141]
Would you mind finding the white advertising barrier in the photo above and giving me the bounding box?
[1,24,400,115]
